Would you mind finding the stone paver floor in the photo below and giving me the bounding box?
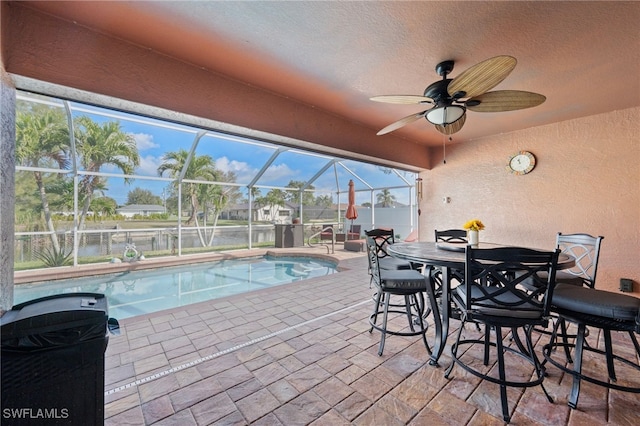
[103,248,640,425]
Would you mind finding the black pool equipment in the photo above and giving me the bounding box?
[1,293,119,425]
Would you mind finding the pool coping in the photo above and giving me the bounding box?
[13,246,363,284]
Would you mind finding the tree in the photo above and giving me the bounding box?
[158,150,240,246]
[257,189,286,221]
[157,149,219,224]
[15,108,69,253]
[247,186,262,201]
[46,178,76,213]
[196,171,242,246]
[74,117,140,230]
[315,194,333,207]
[14,171,41,228]
[164,192,179,216]
[376,189,396,207]
[90,196,118,220]
[246,187,263,221]
[285,180,315,205]
[127,187,163,205]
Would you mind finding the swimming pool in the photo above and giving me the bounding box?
[13,256,337,320]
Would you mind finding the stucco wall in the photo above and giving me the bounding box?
[420,107,640,294]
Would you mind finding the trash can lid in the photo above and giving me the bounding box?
[1,293,108,340]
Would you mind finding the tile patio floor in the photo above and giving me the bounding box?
[103,248,640,425]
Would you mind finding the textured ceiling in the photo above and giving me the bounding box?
[21,1,640,148]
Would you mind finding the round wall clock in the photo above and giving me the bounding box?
[508,151,536,175]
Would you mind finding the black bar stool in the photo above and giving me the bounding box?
[365,236,432,356]
[544,285,640,409]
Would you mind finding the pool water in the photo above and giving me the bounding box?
[13,256,337,320]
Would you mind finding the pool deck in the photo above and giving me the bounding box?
[92,246,639,424]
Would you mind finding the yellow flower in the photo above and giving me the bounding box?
[463,219,485,231]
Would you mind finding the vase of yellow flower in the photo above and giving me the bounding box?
[468,230,479,245]
[463,219,485,246]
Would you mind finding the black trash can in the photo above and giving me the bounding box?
[1,293,118,425]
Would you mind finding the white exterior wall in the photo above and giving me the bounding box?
[345,206,417,241]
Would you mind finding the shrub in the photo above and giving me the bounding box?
[33,246,72,267]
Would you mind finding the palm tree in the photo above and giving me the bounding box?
[158,150,239,247]
[157,149,219,224]
[90,196,117,220]
[248,187,263,221]
[258,189,286,221]
[376,189,396,207]
[248,186,262,201]
[197,180,238,246]
[15,108,69,253]
[74,117,140,230]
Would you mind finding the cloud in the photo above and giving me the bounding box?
[131,133,158,151]
[215,156,257,184]
[259,163,296,184]
[216,156,297,186]
[97,154,162,178]
[136,155,164,176]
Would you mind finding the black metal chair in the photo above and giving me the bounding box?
[550,232,604,288]
[445,246,560,423]
[432,229,468,289]
[365,228,413,273]
[434,229,468,243]
[430,229,468,323]
[525,233,604,362]
[365,236,432,356]
[544,286,640,409]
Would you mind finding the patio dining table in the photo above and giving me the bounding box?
[387,241,575,366]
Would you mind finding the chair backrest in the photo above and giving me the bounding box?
[462,247,560,322]
[365,235,385,288]
[435,229,468,243]
[556,233,604,288]
[365,228,395,258]
[320,224,334,240]
[347,224,362,239]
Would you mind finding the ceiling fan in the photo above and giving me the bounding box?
[371,55,546,136]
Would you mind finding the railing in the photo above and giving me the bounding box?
[13,225,276,270]
[307,225,335,254]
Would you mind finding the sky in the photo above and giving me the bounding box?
[19,92,417,207]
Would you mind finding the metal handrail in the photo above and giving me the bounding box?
[307,226,335,254]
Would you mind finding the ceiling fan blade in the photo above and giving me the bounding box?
[434,113,466,135]
[377,111,427,135]
[370,95,433,104]
[447,55,517,99]
[466,90,546,112]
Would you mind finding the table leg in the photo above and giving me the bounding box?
[429,266,451,366]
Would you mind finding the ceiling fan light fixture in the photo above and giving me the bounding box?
[372,56,545,136]
[425,105,466,125]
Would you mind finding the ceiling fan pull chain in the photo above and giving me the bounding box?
[443,135,446,164]
[442,136,453,164]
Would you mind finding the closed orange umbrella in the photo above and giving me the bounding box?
[346,179,358,223]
